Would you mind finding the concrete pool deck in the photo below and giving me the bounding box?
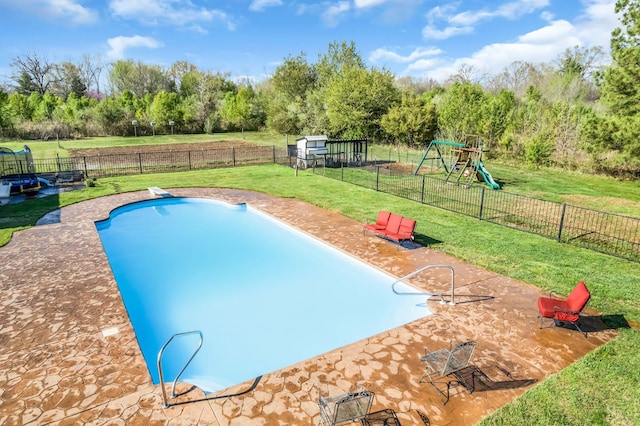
[0,188,617,425]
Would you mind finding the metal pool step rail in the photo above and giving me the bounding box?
[391,264,456,305]
[157,330,204,408]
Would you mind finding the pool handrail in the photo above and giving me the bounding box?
[157,330,204,408]
[391,264,455,305]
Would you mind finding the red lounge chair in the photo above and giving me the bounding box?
[537,281,591,338]
[364,212,417,247]
[380,213,402,236]
[363,211,391,233]
[396,217,416,242]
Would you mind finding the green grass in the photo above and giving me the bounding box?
[480,327,640,426]
[490,162,640,210]
[2,135,640,424]
[6,132,640,216]
[361,142,640,216]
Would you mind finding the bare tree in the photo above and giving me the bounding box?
[51,62,86,100]
[395,76,441,94]
[79,54,106,95]
[108,59,170,97]
[554,46,606,81]
[486,61,539,97]
[167,60,198,93]
[445,63,489,86]
[10,52,58,95]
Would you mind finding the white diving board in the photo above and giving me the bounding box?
[148,187,173,198]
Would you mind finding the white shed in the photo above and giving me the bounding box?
[296,135,328,169]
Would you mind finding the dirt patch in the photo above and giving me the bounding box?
[69,140,260,157]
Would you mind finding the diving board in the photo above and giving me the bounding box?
[148,187,173,198]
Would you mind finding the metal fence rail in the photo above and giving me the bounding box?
[27,145,640,262]
[560,204,640,260]
[318,163,640,262]
[33,146,290,178]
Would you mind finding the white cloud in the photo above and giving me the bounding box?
[423,0,549,41]
[450,0,550,26]
[106,35,162,60]
[0,0,98,25]
[518,19,575,44]
[422,25,474,40]
[354,0,387,8]
[415,0,611,80]
[540,11,554,22]
[425,4,458,22]
[405,57,446,73]
[297,0,419,26]
[370,46,443,63]
[475,25,580,67]
[575,0,618,50]
[249,0,283,12]
[406,5,617,82]
[109,0,235,31]
[321,1,350,27]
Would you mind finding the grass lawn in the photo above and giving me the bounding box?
[2,134,639,425]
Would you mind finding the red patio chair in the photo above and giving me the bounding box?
[363,211,391,234]
[537,281,591,338]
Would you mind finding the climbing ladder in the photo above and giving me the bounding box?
[445,147,483,187]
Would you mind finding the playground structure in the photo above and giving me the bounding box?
[414,135,500,189]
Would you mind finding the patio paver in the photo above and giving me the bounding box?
[0,188,617,425]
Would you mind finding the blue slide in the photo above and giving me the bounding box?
[475,161,500,189]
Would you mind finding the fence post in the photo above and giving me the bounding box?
[188,151,192,170]
[83,157,88,178]
[421,175,426,204]
[557,203,567,242]
[376,166,380,191]
[138,153,143,174]
[479,186,485,220]
[272,146,276,163]
[232,148,236,167]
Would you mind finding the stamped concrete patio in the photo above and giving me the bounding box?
[0,188,617,425]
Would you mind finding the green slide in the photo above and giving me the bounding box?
[475,161,500,189]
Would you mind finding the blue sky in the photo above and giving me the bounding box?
[0,0,619,87]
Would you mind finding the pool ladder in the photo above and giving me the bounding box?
[157,330,203,408]
[391,264,456,305]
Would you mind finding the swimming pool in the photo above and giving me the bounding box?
[96,198,431,392]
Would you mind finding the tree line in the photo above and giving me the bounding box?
[1,0,639,177]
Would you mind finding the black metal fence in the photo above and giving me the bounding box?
[315,164,640,262]
[27,144,639,261]
[32,146,291,179]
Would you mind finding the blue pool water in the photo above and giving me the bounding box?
[96,198,430,392]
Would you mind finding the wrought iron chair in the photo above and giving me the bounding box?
[318,387,374,426]
[537,281,591,338]
[360,408,401,425]
[418,341,477,405]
